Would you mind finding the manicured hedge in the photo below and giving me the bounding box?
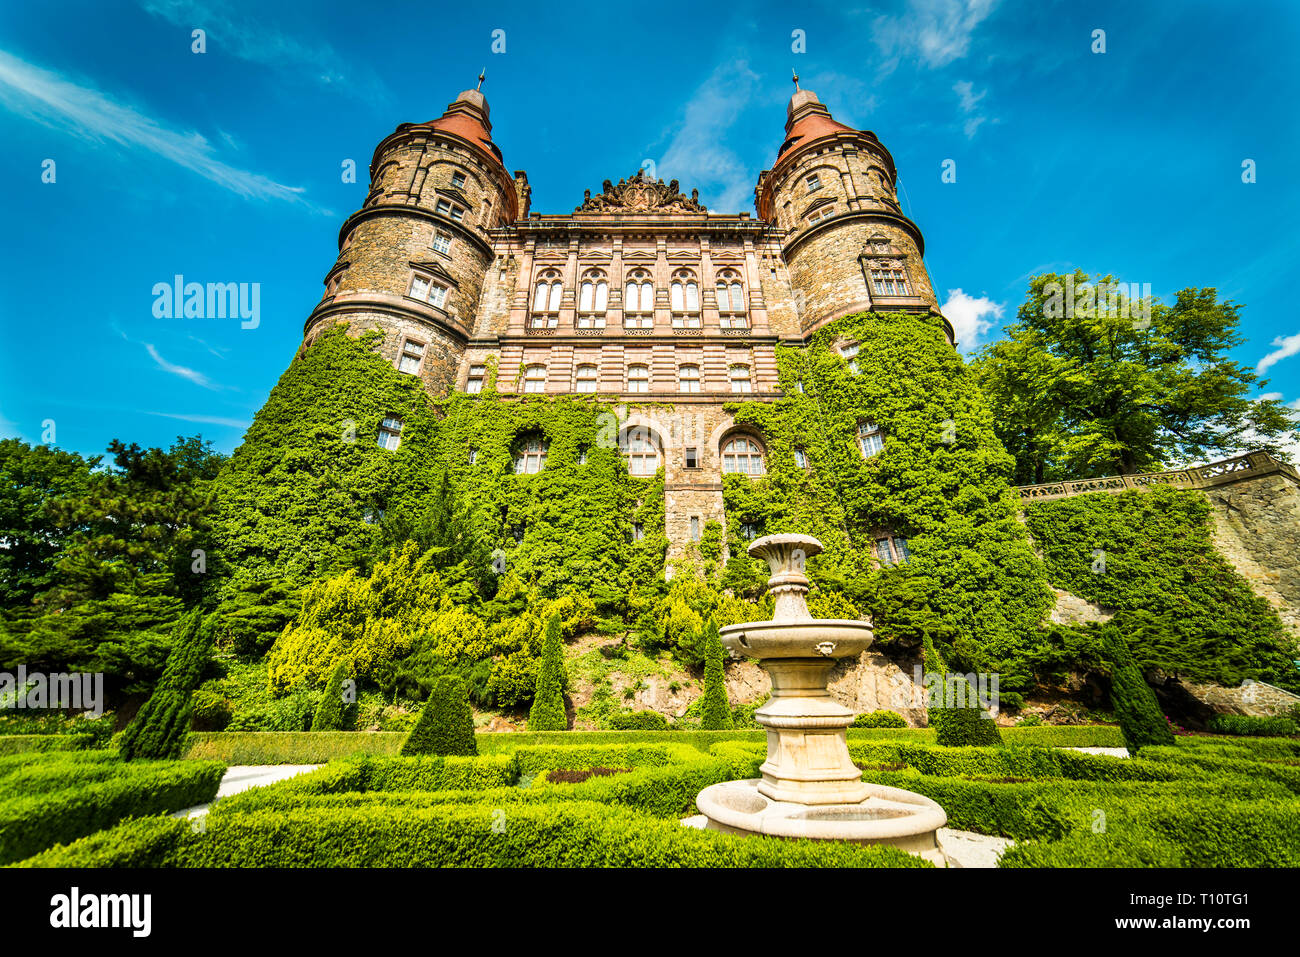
[0,734,95,756]
[849,743,1183,783]
[1207,714,1299,737]
[185,732,407,764]
[0,759,224,864]
[364,755,518,792]
[15,815,196,869]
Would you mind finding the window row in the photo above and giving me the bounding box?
[517,362,754,394]
[530,268,749,329]
[498,430,770,477]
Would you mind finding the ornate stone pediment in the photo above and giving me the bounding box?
[576,169,708,214]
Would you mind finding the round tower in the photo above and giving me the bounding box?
[755,76,951,344]
[304,77,529,393]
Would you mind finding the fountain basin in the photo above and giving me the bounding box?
[720,619,874,660]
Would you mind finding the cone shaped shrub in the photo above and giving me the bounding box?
[923,635,1002,747]
[401,674,477,756]
[310,662,350,732]
[1102,625,1174,753]
[119,608,211,761]
[699,618,733,730]
[527,612,567,731]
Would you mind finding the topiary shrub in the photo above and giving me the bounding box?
[1102,625,1174,753]
[527,613,568,731]
[698,618,733,730]
[119,609,211,761]
[310,662,351,732]
[401,675,477,756]
[853,710,908,729]
[608,710,669,731]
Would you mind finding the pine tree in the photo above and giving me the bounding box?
[401,674,477,755]
[698,617,733,729]
[310,661,351,731]
[527,612,567,731]
[119,608,211,760]
[1102,625,1174,753]
[924,635,1002,747]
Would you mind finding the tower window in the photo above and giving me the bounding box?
[431,232,452,255]
[513,433,548,474]
[857,420,884,458]
[721,435,765,475]
[729,364,752,394]
[521,364,547,394]
[626,364,650,393]
[408,274,449,309]
[689,516,701,541]
[871,267,911,296]
[466,363,486,394]
[377,416,404,451]
[436,198,466,222]
[807,205,834,224]
[398,338,425,375]
[622,426,661,476]
[574,363,598,393]
[678,364,701,393]
[450,170,467,189]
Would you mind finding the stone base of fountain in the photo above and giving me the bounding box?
[695,778,948,865]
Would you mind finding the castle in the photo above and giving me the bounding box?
[300,75,950,556]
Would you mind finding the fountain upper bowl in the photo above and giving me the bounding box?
[719,619,874,660]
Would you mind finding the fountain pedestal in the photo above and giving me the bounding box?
[694,534,947,863]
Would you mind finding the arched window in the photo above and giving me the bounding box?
[621,426,662,476]
[574,363,598,393]
[578,269,608,329]
[513,433,548,474]
[716,270,747,329]
[531,269,562,328]
[721,435,765,475]
[671,269,700,328]
[857,420,884,457]
[678,364,701,393]
[521,364,547,394]
[623,269,654,328]
[729,364,752,394]
[626,363,650,393]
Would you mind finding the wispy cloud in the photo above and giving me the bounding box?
[941,288,1004,352]
[1258,330,1300,374]
[952,79,988,138]
[873,0,1000,71]
[0,49,319,208]
[658,60,762,213]
[145,410,249,429]
[144,343,216,389]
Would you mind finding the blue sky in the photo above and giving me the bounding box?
[1,0,1297,459]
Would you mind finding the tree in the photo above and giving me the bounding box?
[1101,624,1175,753]
[698,618,733,729]
[401,674,477,755]
[119,608,212,760]
[971,273,1298,483]
[527,612,567,731]
[923,635,1002,747]
[310,661,351,731]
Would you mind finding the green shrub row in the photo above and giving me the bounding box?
[0,759,224,864]
[0,734,96,756]
[1207,714,1299,737]
[848,743,1185,783]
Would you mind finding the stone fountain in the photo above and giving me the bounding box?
[694,533,947,863]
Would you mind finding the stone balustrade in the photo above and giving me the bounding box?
[1016,450,1299,503]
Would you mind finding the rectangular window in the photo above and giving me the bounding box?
[431,233,452,254]
[398,339,425,375]
[689,516,701,541]
[871,268,910,296]
[685,447,698,469]
[466,364,485,394]
[632,522,645,542]
[377,416,403,451]
[806,173,822,192]
[794,449,807,469]
[409,274,449,309]
[468,448,477,465]
[875,538,894,566]
[451,171,467,189]
[894,538,911,563]
[436,198,466,222]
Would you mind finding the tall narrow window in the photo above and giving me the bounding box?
[622,426,661,476]
[721,435,765,475]
[377,416,404,451]
[840,341,860,374]
[689,516,701,541]
[632,522,645,541]
[626,364,650,393]
[574,363,598,393]
[671,269,700,328]
[794,449,808,469]
[678,364,701,393]
[522,364,547,394]
[715,270,747,327]
[577,269,608,329]
[466,364,486,394]
[531,269,562,328]
[513,433,548,474]
[729,364,752,394]
[468,448,477,465]
[623,269,654,328]
[398,339,425,375]
[450,170,467,189]
[806,173,822,192]
[875,538,895,566]
[684,447,699,469]
[857,420,884,457]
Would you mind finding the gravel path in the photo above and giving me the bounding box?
[172,764,323,821]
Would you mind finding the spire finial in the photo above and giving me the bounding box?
[792,69,800,91]
[476,69,486,92]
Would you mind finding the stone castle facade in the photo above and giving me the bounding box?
[300,77,951,557]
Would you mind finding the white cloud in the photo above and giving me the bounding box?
[953,80,989,139]
[1257,330,1300,374]
[940,289,1004,352]
[873,0,1001,70]
[0,49,317,207]
[144,343,216,389]
[658,61,762,213]
[145,410,249,428]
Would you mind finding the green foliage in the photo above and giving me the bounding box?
[528,613,567,731]
[698,619,733,730]
[401,675,477,756]
[1101,625,1174,753]
[1207,714,1298,737]
[923,636,1002,747]
[310,662,352,732]
[608,710,669,730]
[1024,486,1297,689]
[119,609,213,760]
[853,710,908,728]
[970,273,1298,481]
